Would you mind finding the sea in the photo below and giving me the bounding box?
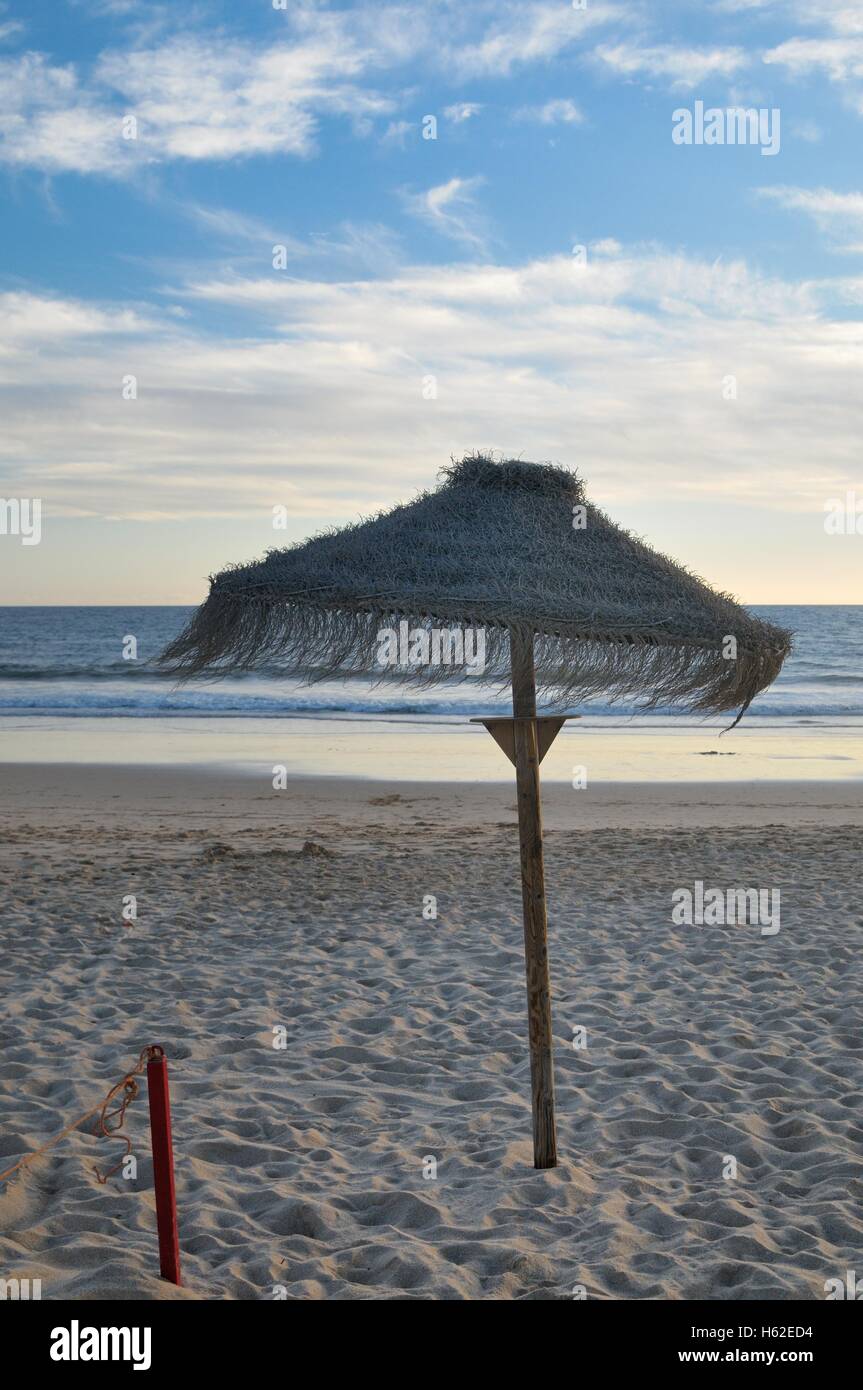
[0,605,860,781]
[0,605,861,721]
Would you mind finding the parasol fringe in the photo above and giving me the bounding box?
[161,591,788,719]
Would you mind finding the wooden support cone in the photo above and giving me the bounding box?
[510,630,558,1169]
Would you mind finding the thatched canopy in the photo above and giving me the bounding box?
[162,454,791,720]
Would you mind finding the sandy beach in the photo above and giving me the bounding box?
[1,764,861,1300]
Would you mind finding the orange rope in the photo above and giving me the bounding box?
[0,1046,164,1189]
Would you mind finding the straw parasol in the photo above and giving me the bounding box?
[163,455,792,1167]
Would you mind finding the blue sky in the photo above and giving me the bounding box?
[1,0,862,603]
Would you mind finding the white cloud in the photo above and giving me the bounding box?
[98,33,394,160]
[445,0,625,78]
[788,117,823,143]
[819,4,863,35]
[381,119,413,146]
[762,185,863,217]
[764,36,863,82]
[72,0,151,12]
[756,0,863,117]
[184,249,817,323]
[0,4,639,176]
[761,1,863,117]
[0,291,155,342]
[718,0,863,32]
[0,3,799,177]
[0,23,399,174]
[444,102,482,123]
[514,98,583,125]
[760,184,863,250]
[182,204,286,246]
[401,176,487,248]
[0,52,129,174]
[4,246,861,538]
[593,42,748,89]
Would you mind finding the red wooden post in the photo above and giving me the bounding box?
[146,1048,181,1286]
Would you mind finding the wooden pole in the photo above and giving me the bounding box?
[146,1049,182,1285]
[510,629,558,1169]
